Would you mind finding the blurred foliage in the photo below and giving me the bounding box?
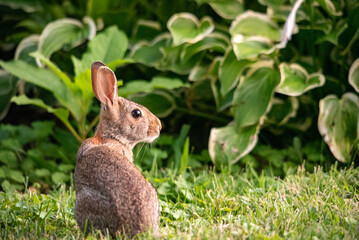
[0,121,78,192]
[0,0,359,193]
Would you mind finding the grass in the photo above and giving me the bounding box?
[0,165,358,239]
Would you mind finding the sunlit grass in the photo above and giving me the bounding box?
[1,165,358,239]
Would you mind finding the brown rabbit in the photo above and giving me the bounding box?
[74,61,161,238]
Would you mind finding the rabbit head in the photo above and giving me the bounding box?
[91,61,161,148]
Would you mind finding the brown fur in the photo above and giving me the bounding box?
[74,62,161,238]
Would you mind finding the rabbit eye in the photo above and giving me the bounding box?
[131,109,142,118]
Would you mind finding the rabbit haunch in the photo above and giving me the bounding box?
[74,61,161,238]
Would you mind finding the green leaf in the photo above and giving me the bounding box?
[231,36,275,60]
[34,168,51,178]
[219,48,254,95]
[130,33,171,67]
[314,0,342,16]
[0,60,81,120]
[209,0,244,19]
[189,63,208,81]
[31,52,75,93]
[32,121,55,139]
[129,91,176,118]
[14,34,39,64]
[349,58,359,93]
[0,0,41,13]
[132,19,162,41]
[86,0,109,18]
[118,77,189,97]
[181,32,229,62]
[152,76,189,89]
[258,0,286,7]
[277,63,325,96]
[318,93,359,163]
[159,43,203,74]
[0,167,5,178]
[316,20,348,45]
[0,150,17,167]
[11,95,70,129]
[58,164,74,172]
[265,97,299,125]
[167,13,214,45]
[0,70,17,120]
[72,25,128,76]
[230,10,281,41]
[7,170,24,183]
[1,138,24,154]
[179,137,190,174]
[37,17,96,62]
[52,172,70,184]
[1,180,16,194]
[73,70,93,104]
[232,63,280,129]
[209,123,259,165]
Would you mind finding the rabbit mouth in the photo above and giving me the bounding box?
[145,133,160,143]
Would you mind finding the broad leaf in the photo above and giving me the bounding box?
[159,43,203,74]
[167,13,214,45]
[209,0,244,19]
[181,32,229,62]
[52,172,70,184]
[0,35,40,120]
[0,0,41,13]
[219,48,254,95]
[132,19,162,41]
[14,34,39,64]
[209,57,223,107]
[37,17,96,65]
[230,10,281,41]
[258,0,286,7]
[129,91,176,118]
[130,33,171,67]
[277,63,325,96]
[349,58,359,93]
[265,97,299,125]
[299,17,331,34]
[86,0,109,18]
[231,35,275,60]
[314,0,342,16]
[189,63,209,81]
[318,93,359,162]
[118,77,189,97]
[11,95,70,127]
[230,10,281,58]
[72,25,129,76]
[31,52,75,93]
[209,123,259,165]
[232,64,280,129]
[0,71,17,120]
[0,60,81,120]
[316,19,348,45]
[74,70,93,100]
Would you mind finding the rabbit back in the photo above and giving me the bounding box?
[74,140,160,237]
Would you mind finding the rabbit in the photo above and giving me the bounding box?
[74,61,162,238]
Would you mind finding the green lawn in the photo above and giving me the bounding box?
[1,165,358,239]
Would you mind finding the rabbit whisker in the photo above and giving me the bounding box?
[135,142,147,161]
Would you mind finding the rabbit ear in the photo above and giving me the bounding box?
[91,61,118,105]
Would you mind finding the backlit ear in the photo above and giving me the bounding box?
[91,61,118,105]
